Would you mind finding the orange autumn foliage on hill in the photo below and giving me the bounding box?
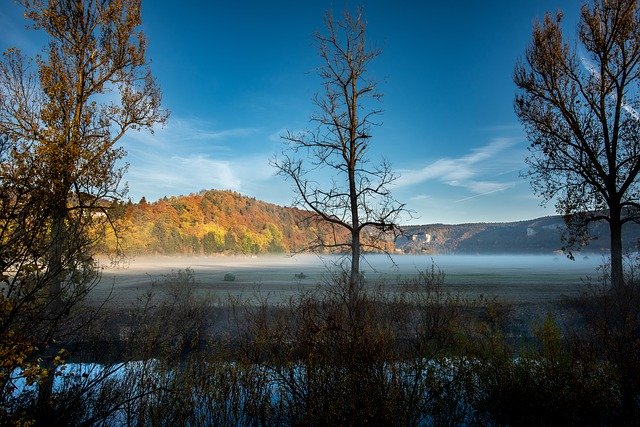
[100,190,354,255]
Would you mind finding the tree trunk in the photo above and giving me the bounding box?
[609,206,624,290]
[348,152,360,300]
[350,230,360,299]
[47,203,66,308]
[37,201,67,421]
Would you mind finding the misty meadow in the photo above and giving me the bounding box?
[2,0,640,426]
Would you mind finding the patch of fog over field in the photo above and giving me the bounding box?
[91,254,606,306]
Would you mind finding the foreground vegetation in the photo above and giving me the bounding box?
[2,266,639,426]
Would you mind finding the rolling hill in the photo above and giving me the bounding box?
[397,216,640,255]
[101,190,355,255]
[102,190,640,255]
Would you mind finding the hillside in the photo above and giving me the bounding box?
[101,190,640,255]
[101,190,358,255]
[397,216,640,254]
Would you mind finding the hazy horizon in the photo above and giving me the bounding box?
[93,253,604,306]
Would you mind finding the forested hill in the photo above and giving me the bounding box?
[102,190,640,255]
[397,216,640,254]
[102,190,334,255]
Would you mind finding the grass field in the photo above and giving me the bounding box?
[90,253,604,306]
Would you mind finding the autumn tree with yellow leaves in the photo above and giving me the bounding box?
[0,0,167,421]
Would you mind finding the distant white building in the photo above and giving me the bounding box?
[424,233,432,243]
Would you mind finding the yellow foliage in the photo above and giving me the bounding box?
[96,190,340,255]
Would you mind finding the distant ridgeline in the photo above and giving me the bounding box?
[397,216,640,255]
[100,190,640,255]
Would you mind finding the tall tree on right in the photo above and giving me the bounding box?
[515,0,640,289]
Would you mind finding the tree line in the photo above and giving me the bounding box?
[100,190,352,255]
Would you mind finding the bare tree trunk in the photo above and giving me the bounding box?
[348,157,360,300]
[610,205,624,290]
[350,230,360,298]
[273,9,404,299]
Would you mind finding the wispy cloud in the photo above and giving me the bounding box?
[395,138,518,199]
[125,117,257,149]
[454,185,513,203]
[180,125,257,141]
[269,128,287,142]
[124,153,240,196]
[464,181,513,194]
[124,149,284,203]
[117,116,282,201]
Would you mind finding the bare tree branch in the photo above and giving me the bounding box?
[515,0,640,288]
[271,9,408,297]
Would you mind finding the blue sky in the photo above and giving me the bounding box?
[0,0,582,224]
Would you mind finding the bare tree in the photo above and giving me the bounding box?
[0,0,167,419]
[272,9,405,297]
[514,0,640,289]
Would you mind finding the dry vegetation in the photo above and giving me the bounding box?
[2,265,640,425]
